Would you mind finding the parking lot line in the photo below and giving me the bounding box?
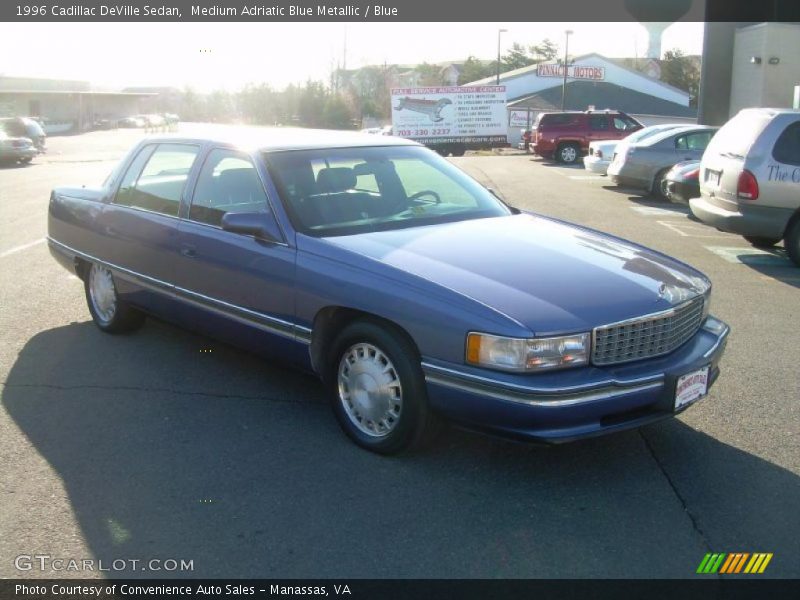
[630,206,689,217]
[705,246,792,267]
[0,237,45,259]
[657,221,734,239]
[568,175,605,180]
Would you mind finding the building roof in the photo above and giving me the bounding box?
[466,52,691,100]
[507,80,697,117]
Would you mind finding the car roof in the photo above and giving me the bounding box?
[636,125,717,146]
[139,126,421,152]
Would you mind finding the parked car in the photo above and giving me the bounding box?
[0,131,38,165]
[690,108,800,263]
[665,161,701,204]
[584,124,693,176]
[1,117,46,152]
[118,116,146,128]
[583,140,619,175]
[532,110,643,164]
[47,129,729,454]
[608,126,718,199]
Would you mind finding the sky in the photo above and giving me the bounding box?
[0,22,705,92]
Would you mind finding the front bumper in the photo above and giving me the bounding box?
[423,316,729,443]
[689,195,791,239]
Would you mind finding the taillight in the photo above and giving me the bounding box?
[685,168,700,180]
[737,170,759,200]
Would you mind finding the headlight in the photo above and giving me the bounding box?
[466,332,591,372]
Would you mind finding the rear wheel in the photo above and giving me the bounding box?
[84,263,145,333]
[556,143,580,164]
[450,144,466,157]
[785,219,800,267]
[652,168,670,200]
[326,320,440,454]
[743,235,781,248]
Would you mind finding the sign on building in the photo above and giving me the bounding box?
[390,86,507,144]
[536,64,605,80]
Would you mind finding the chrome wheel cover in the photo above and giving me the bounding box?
[89,264,117,324]
[337,343,403,438]
[561,146,577,162]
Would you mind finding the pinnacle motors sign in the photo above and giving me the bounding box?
[536,63,605,80]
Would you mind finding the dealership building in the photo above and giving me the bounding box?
[465,52,697,146]
[0,76,155,134]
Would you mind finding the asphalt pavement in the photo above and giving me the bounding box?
[0,127,797,579]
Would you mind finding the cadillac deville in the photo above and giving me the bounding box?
[47,129,730,454]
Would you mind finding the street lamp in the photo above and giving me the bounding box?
[561,29,573,111]
[496,28,508,85]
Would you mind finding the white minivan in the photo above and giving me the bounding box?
[690,108,800,265]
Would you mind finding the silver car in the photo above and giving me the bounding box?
[608,126,718,199]
[690,108,800,265]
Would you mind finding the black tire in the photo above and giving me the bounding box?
[20,157,33,164]
[652,168,670,200]
[556,143,580,164]
[434,146,449,157]
[785,219,800,267]
[450,144,466,157]
[84,263,145,333]
[743,235,781,248]
[325,319,441,454]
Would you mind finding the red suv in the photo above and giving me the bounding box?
[532,110,643,164]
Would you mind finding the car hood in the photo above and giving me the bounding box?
[321,214,709,335]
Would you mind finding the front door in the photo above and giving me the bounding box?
[173,148,297,341]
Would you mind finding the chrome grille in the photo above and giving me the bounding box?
[592,296,705,366]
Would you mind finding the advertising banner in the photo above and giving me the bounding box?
[390,86,507,144]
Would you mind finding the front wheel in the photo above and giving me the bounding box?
[652,168,670,200]
[84,263,145,333]
[326,320,441,454]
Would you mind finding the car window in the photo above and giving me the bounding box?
[114,145,156,208]
[542,114,574,127]
[190,149,269,226]
[614,117,639,131]
[589,115,609,131]
[675,132,714,151]
[265,145,511,236]
[119,144,199,217]
[772,121,800,166]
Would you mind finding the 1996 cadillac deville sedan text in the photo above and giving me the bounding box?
[47,128,730,454]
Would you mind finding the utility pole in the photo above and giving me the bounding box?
[561,29,573,111]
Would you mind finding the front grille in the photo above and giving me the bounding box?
[592,296,705,366]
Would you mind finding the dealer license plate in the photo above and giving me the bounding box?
[705,169,721,186]
[674,366,710,411]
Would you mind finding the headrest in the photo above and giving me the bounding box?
[316,167,356,193]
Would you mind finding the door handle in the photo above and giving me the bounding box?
[181,244,197,258]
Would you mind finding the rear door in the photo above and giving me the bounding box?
[100,142,200,287]
[174,148,298,339]
[587,114,611,143]
[674,130,715,162]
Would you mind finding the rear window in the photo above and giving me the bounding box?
[540,114,575,127]
[705,111,773,159]
[772,121,800,166]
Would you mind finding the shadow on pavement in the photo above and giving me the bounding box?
[4,321,799,578]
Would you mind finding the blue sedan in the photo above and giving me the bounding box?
[47,128,729,454]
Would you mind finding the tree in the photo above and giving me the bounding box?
[416,62,446,86]
[502,43,536,71]
[661,48,701,107]
[457,56,494,84]
[531,39,558,62]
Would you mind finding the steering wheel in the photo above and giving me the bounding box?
[409,190,441,204]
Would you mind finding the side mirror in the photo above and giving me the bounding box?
[221,211,282,243]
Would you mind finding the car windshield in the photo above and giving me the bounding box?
[625,125,684,144]
[264,145,512,236]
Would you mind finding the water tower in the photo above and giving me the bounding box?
[642,22,670,59]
